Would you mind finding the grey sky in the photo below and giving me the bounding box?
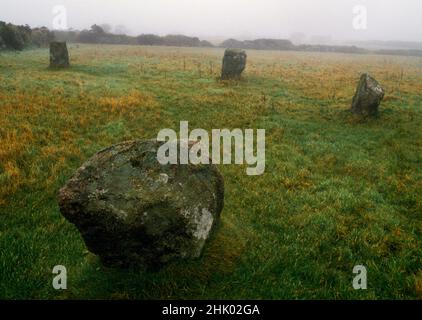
[0,0,421,42]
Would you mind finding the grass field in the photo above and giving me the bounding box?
[0,44,421,299]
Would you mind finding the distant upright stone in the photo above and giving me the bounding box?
[221,48,247,80]
[49,41,69,68]
[351,74,385,116]
[58,140,224,269]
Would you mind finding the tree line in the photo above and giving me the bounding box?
[55,24,213,47]
[2,21,422,58]
[0,21,55,50]
[0,22,214,51]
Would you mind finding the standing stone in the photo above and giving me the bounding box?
[351,73,385,116]
[58,140,224,269]
[49,41,69,68]
[221,48,247,80]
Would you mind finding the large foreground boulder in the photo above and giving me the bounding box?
[351,73,385,116]
[49,41,69,68]
[58,140,224,269]
[221,48,247,80]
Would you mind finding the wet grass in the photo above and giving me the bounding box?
[0,44,421,299]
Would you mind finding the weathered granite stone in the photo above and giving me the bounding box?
[221,48,247,80]
[351,73,385,116]
[58,140,224,269]
[49,41,69,68]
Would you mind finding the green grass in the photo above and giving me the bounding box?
[0,44,421,299]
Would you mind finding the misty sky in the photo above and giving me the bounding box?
[1,0,421,42]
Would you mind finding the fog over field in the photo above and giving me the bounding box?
[2,0,422,303]
[1,0,422,42]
